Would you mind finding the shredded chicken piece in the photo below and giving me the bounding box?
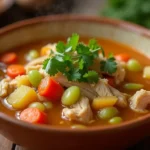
[109,86,128,108]
[26,56,47,67]
[25,65,42,73]
[54,74,98,99]
[129,89,150,113]
[0,78,10,97]
[62,97,93,124]
[113,61,126,85]
[91,55,126,85]
[0,78,17,97]
[94,79,113,97]
[54,74,127,108]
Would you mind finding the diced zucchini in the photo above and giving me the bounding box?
[143,66,150,79]
[16,75,31,87]
[7,85,37,109]
[92,96,118,110]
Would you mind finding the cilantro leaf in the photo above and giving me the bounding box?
[88,39,100,50]
[56,42,66,53]
[89,39,105,56]
[76,43,90,55]
[83,71,99,83]
[69,69,81,81]
[100,57,117,74]
[67,33,79,50]
[43,33,117,83]
[45,58,66,76]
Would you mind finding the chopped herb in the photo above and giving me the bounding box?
[43,33,117,83]
[100,57,117,74]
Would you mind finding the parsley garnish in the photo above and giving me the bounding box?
[43,34,117,83]
[100,57,117,74]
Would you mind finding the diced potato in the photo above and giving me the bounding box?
[16,75,31,87]
[92,96,118,110]
[143,66,150,79]
[7,85,37,109]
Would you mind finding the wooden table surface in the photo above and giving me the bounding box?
[0,0,150,149]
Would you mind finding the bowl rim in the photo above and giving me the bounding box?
[0,14,150,133]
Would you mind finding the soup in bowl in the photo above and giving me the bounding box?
[0,15,150,149]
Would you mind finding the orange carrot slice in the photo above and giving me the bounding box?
[20,108,47,124]
[115,53,130,62]
[0,52,17,64]
[38,77,64,102]
[7,64,25,78]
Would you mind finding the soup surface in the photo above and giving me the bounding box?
[0,35,150,128]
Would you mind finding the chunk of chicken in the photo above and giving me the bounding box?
[54,74,98,100]
[113,61,126,85]
[62,97,93,124]
[109,86,128,108]
[0,78,10,97]
[90,54,126,85]
[0,78,17,97]
[94,79,127,107]
[129,89,150,113]
[94,79,113,97]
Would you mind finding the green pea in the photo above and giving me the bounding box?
[61,86,80,106]
[28,70,43,87]
[127,59,142,72]
[43,101,53,110]
[27,50,39,61]
[71,124,87,129]
[98,107,119,120]
[109,117,123,124]
[29,102,45,112]
[124,83,144,90]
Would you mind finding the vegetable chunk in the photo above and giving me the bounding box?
[92,96,118,110]
[7,85,37,109]
[20,108,47,124]
[38,77,64,102]
[143,66,150,79]
[16,75,31,87]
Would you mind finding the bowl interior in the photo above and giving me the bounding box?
[0,15,150,58]
[0,15,150,132]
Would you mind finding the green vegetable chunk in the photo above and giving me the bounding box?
[29,102,45,112]
[98,107,119,120]
[61,86,80,106]
[127,59,142,72]
[71,124,87,129]
[124,83,144,90]
[27,50,39,61]
[109,117,123,124]
[28,70,43,87]
[43,101,53,110]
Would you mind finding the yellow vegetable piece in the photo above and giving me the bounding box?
[40,45,51,56]
[92,96,118,110]
[143,66,150,79]
[16,75,31,87]
[7,85,37,109]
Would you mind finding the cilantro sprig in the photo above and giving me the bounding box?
[43,33,117,83]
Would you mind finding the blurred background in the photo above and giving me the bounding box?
[1,0,150,28]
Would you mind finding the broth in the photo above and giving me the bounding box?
[0,37,150,128]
